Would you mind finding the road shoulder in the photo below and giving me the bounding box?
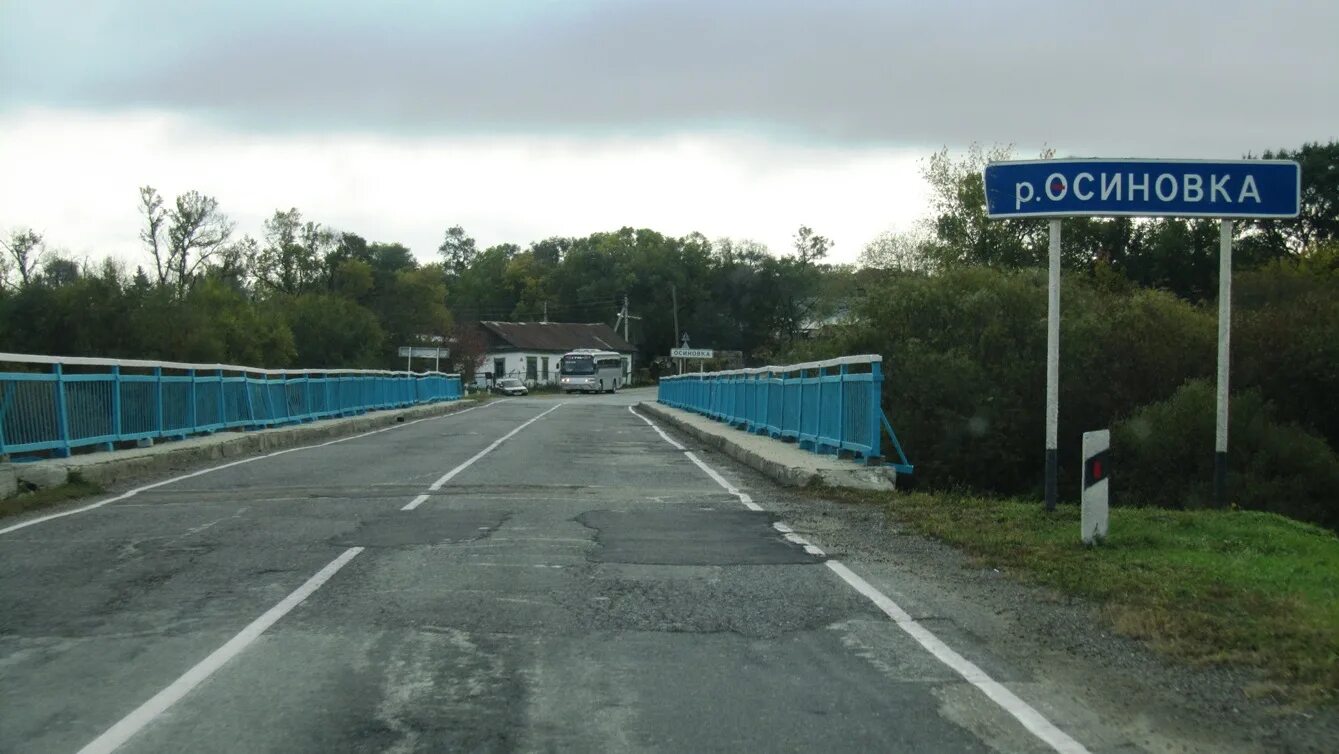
[637,406,1338,753]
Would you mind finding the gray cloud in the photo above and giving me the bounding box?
[5,0,1338,154]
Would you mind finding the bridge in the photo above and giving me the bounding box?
[0,353,1112,753]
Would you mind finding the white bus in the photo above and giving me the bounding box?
[558,349,623,394]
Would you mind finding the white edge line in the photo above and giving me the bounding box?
[76,546,365,754]
[683,452,738,493]
[421,403,564,493]
[823,561,1089,754]
[645,414,1089,754]
[1,402,490,536]
[627,406,684,450]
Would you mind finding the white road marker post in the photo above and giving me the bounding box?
[1214,219,1232,508]
[1045,219,1062,512]
[1081,430,1110,544]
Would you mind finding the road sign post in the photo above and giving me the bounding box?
[1215,219,1232,507]
[398,346,450,374]
[984,158,1299,512]
[671,348,713,376]
[1045,220,1061,512]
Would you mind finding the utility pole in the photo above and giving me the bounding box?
[618,295,640,341]
[671,284,680,375]
[543,301,548,323]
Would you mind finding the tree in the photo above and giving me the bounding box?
[438,225,478,274]
[139,186,168,286]
[919,144,1054,270]
[253,208,327,295]
[1,228,43,287]
[860,230,930,271]
[792,225,832,264]
[38,256,81,287]
[1240,141,1339,261]
[139,187,234,296]
[166,190,234,295]
[282,294,385,368]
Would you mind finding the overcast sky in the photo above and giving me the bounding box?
[3,0,1337,267]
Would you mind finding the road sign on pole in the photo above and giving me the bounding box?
[397,346,450,373]
[984,157,1300,512]
[983,159,1301,219]
[670,348,714,360]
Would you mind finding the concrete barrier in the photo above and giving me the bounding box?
[0,464,16,498]
[6,399,483,495]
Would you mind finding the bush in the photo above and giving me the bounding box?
[1234,266,1339,452]
[1114,380,1339,529]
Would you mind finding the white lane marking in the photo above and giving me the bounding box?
[642,414,1090,754]
[1,402,491,537]
[627,406,684,450]
[77,546,365,754]
[402,403,564,510]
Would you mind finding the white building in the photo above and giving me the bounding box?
[472,321,636,388]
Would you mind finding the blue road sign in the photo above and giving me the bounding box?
[983,159,1300,219]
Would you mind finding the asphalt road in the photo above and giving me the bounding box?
[1,388,1074,753]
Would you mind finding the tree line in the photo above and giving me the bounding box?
[1,191,850,373]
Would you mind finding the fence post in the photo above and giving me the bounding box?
[836,362,847,454]
[109,365,122,450]
[869,359,884,460]
[243,371,256,427]
[186,369,197,435]
[154,366,164,438]
[217,369,226,426]
[53,363,72,457]
[792,366,803,444]
[265,374,277,425]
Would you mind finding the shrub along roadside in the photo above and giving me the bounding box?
[1114,380,1339,529]
[829,489,1339,705]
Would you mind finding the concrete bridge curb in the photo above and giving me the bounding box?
[5,398,485,495]
[637,401,897,491]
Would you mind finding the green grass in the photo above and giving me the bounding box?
[832,489,1339,705]
[0,473,105,520]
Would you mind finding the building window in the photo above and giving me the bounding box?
[493,357,506,380]
[541,356,549,382]
[526,356,538,382]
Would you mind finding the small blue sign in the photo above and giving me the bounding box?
[983,159,1300,219]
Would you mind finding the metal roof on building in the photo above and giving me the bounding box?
[478,321,635,353]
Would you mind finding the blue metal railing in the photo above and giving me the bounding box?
[0,353,463,459]
[657,354,913,475]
